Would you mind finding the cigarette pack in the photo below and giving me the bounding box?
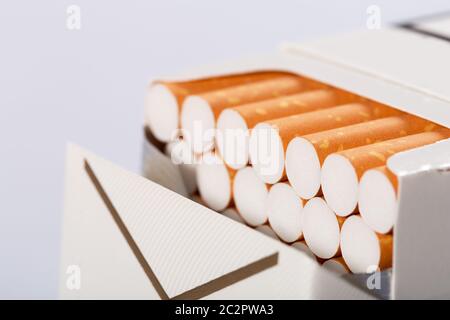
[60,14,450,299]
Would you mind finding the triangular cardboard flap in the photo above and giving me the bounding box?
[84,147,279,299]
[60,144,158,299]
[62,144,377,299]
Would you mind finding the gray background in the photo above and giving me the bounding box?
[1,0,449,299]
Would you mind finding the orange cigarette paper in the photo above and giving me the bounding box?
[156,72,289,108]
[269,103,400,151]
[378,233,393,270]
[229,89,355,128]
[335,129,450,180]
[337,215,346,229]
[302,114,440,165]
[198,75,309,118]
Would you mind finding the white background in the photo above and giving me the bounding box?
[1,0,449,299]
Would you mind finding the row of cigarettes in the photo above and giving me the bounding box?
[145,72,450,274]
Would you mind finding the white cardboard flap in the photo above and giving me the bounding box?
[60,144,157,299]
[289,27,450,104]
[86,152,279,299]
[408,14,450,38]
[61,144,374,299]
[387,138,450,299]
[281,25,450,129]
[156,20,450,129]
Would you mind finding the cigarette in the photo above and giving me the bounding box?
[302,197,345,259]
[359,166,398,234]
[146,72,283,142]
[322,257,349,275]
[291,241,317,262]
[321,128,450,217]
[216,89,343,169]
[286,113,433,200]
[249,103,397,184]
[196,152,235,211]
[164,139,198,195]
[340,215,392,273]
[233,166,270,226]
[255,225,279,240]
[266,182,304,243]
[181,75,305,154]
[221,207,246,224]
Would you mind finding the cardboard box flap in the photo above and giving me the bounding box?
[62,144,376,299]
[388,138,450,174]
[85,148,281,299]
[152,53,291,83]
[282,25,450,128]
[288,27,450,104]
[387,138,450,299]
[60,144,158,299]
[401,12,450,39]
[154,18,450,129]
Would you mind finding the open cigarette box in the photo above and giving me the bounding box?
[60,15,450,299]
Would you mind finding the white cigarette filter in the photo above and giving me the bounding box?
[285,113,430,200]
[146,72,284,142]
[322,257,349,275]
[164,139,198,195]
[340,215,392,273]
[216,89,341,170]
[321,128,449,217]
[233,166,269,226]
[266,182,304,243]
[255,225,279,240]
[181,75,306,154]
[196,152,235,211]
[302,197,345,259]
[248,103,396,185]
[291,241,317,262]
[221,207,246,224]
[359,166,398,234]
